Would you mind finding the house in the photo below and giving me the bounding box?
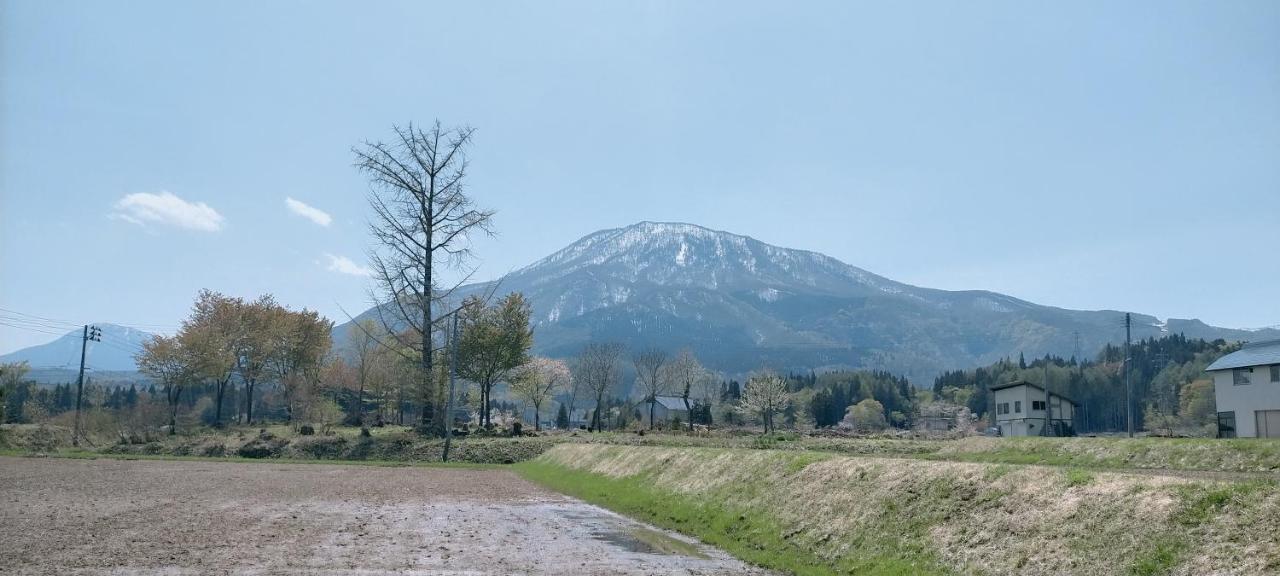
[650,395,690,426]
[1205,339,1280,438]
[990,380,1076,437]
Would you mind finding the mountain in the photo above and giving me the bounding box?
[336,222,1278,383]
[0,324,154,374]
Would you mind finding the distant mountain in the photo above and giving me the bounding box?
[339,222,1279,383]
[0,324,153,373]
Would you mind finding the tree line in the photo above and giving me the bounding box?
[931,333,1233,435]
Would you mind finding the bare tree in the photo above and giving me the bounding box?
[633,347,668,429]
[578,342,625,432]
[348,320,380,426]
[354,122,494,435]
[739,371,790,433]
[665,348,707,431]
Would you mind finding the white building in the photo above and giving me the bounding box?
[1205,339,1280,438]
[991,380,1076,437]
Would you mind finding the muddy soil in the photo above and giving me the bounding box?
[0,456,771,575]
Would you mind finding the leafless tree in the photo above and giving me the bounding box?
[632,347,668,429]
[354,122,494,434]
[347,320,379,427]
[665,348,707,431]
[578,342,625,432]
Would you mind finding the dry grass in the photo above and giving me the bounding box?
[533,444,1280,575]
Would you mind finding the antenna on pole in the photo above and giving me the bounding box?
[72,324,102,446]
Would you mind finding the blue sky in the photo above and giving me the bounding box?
[1,0,1277,354]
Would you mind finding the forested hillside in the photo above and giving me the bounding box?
[932,334,1234,434]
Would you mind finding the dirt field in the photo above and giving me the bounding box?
[0,456,770,575]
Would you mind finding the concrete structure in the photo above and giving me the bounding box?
[990,380,1076,437]
[1206,339,1280,438]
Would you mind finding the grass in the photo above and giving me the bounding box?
[517,446,950,575]
[931,436,1280,473]
[1064,468,1095,487]
[1127,541,1184,576]
[518,444,1280,576]
[515,458,924,576]
[7,422,1280,475]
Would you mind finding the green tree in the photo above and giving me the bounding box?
[457,293,533,428]
[0,361,31,423]
[555,403,570,429]
[844,398,888,432]
[1179,379,1216,433]
[182,290,243,427]
[136,335,195,434]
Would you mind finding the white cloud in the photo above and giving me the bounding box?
[324,253,372,276]
[285,197,332,227]
[111,191,224,232]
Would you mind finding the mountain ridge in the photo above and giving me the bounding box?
[340,221,1278,382]
[0,323,153,374]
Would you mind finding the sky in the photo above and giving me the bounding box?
[1,0,1277,354]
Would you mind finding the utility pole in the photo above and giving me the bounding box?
[1124,312,1133,438]
[72,324,101,446]
[441,312,460,463]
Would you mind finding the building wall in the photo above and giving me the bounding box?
[993,384,1075,437]
[1213,365,1280,438]
[650,402,688,425]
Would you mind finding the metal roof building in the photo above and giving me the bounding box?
[1206,339,1280,372]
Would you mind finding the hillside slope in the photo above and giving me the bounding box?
[0,323,152,372]
[337,222,1276,380]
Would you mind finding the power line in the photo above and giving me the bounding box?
[0,320,70,338]
[0,307,181,331]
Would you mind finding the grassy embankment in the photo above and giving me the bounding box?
[5,423,1280,473]
[516,444,1280,576]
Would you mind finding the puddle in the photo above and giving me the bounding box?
[594,526,709,558]
[555,504,708,558]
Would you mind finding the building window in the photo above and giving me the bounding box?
[1271,365,1279,383]
[998,402,1009,415]
[1233,368,1252,386]
[1014,401,1022,413]
[1032,400,1046,411]
[1217,411,1236,438]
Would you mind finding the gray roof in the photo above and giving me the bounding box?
[989,380,1077,405]
[653,396,689,410]
[1206,339,1280,372]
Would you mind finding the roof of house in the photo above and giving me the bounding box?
[653,395,690,410]
[989,380,1078,405]
[1206,339,1280,372]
